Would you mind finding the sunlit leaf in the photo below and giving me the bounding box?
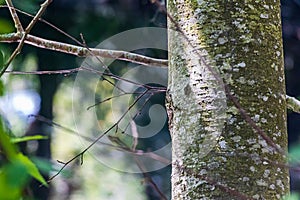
[0,51,3,67]
[0,161,29,199]
[11,135,48,143]
[0,117,48,186]
[0,118,18,160]
[16,153,48,186]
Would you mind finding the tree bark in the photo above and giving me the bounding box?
[167,1,289,199]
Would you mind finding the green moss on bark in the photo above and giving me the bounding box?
[167,0,289,199]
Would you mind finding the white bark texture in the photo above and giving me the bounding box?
[167,1,289,199]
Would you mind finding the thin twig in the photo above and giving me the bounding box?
[4,68,166,101]
[5,68,80,75]
[122,90,155,133]
[5,0,23,32]
[0,0,52,77]
[4,67,166,92]
[48,89,149,181]
[29,115,170,164]
[0,5,82,47]
[81,66,167,91]
[135,157,168,200]
[0,33,26,77]
[129,120,168,200]
[25,0,52,33]
[87,92,145,110]
[0,5,168,68]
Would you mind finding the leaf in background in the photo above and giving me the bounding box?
[0,19,14,33]
[31,157,54,174]
[11,135,48,143]
[108,132,134,149]
[108,135,127,148]
[0,79,4,97]
[115,130,135,148]
[32,157,72,178]
[282,193,300,200]
[289,144,300,164]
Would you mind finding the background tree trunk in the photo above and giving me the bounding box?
[167,1,289,199]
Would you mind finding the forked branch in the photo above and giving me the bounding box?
[0,0,53,77]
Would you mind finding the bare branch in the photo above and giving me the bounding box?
[5,0,23,32]
[48,89,149,181]
[5,67,166,94]
[0,5,86,47]
[5,68,80,75]
[30,114,170,164]
[0,33,26,77]
[135,157,168,200]
[87,92,145,110]
[0,33,168,67]
[0,0,52,77]
[286,95,300,114]
[0,5,167,67]
[127,118,168,200]
[25,0,52,33]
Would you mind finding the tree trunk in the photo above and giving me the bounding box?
[167,1,289,199]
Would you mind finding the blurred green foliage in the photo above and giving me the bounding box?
[0,159,30,199]
[0,50,3,69]
[0,19,14,33]
[0,51,4,96]
[283,193,300,200]
[0,116,48,199]
[13,0,39,14]
[289,144,300,165]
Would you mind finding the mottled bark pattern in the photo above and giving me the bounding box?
[167,1,289,199]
